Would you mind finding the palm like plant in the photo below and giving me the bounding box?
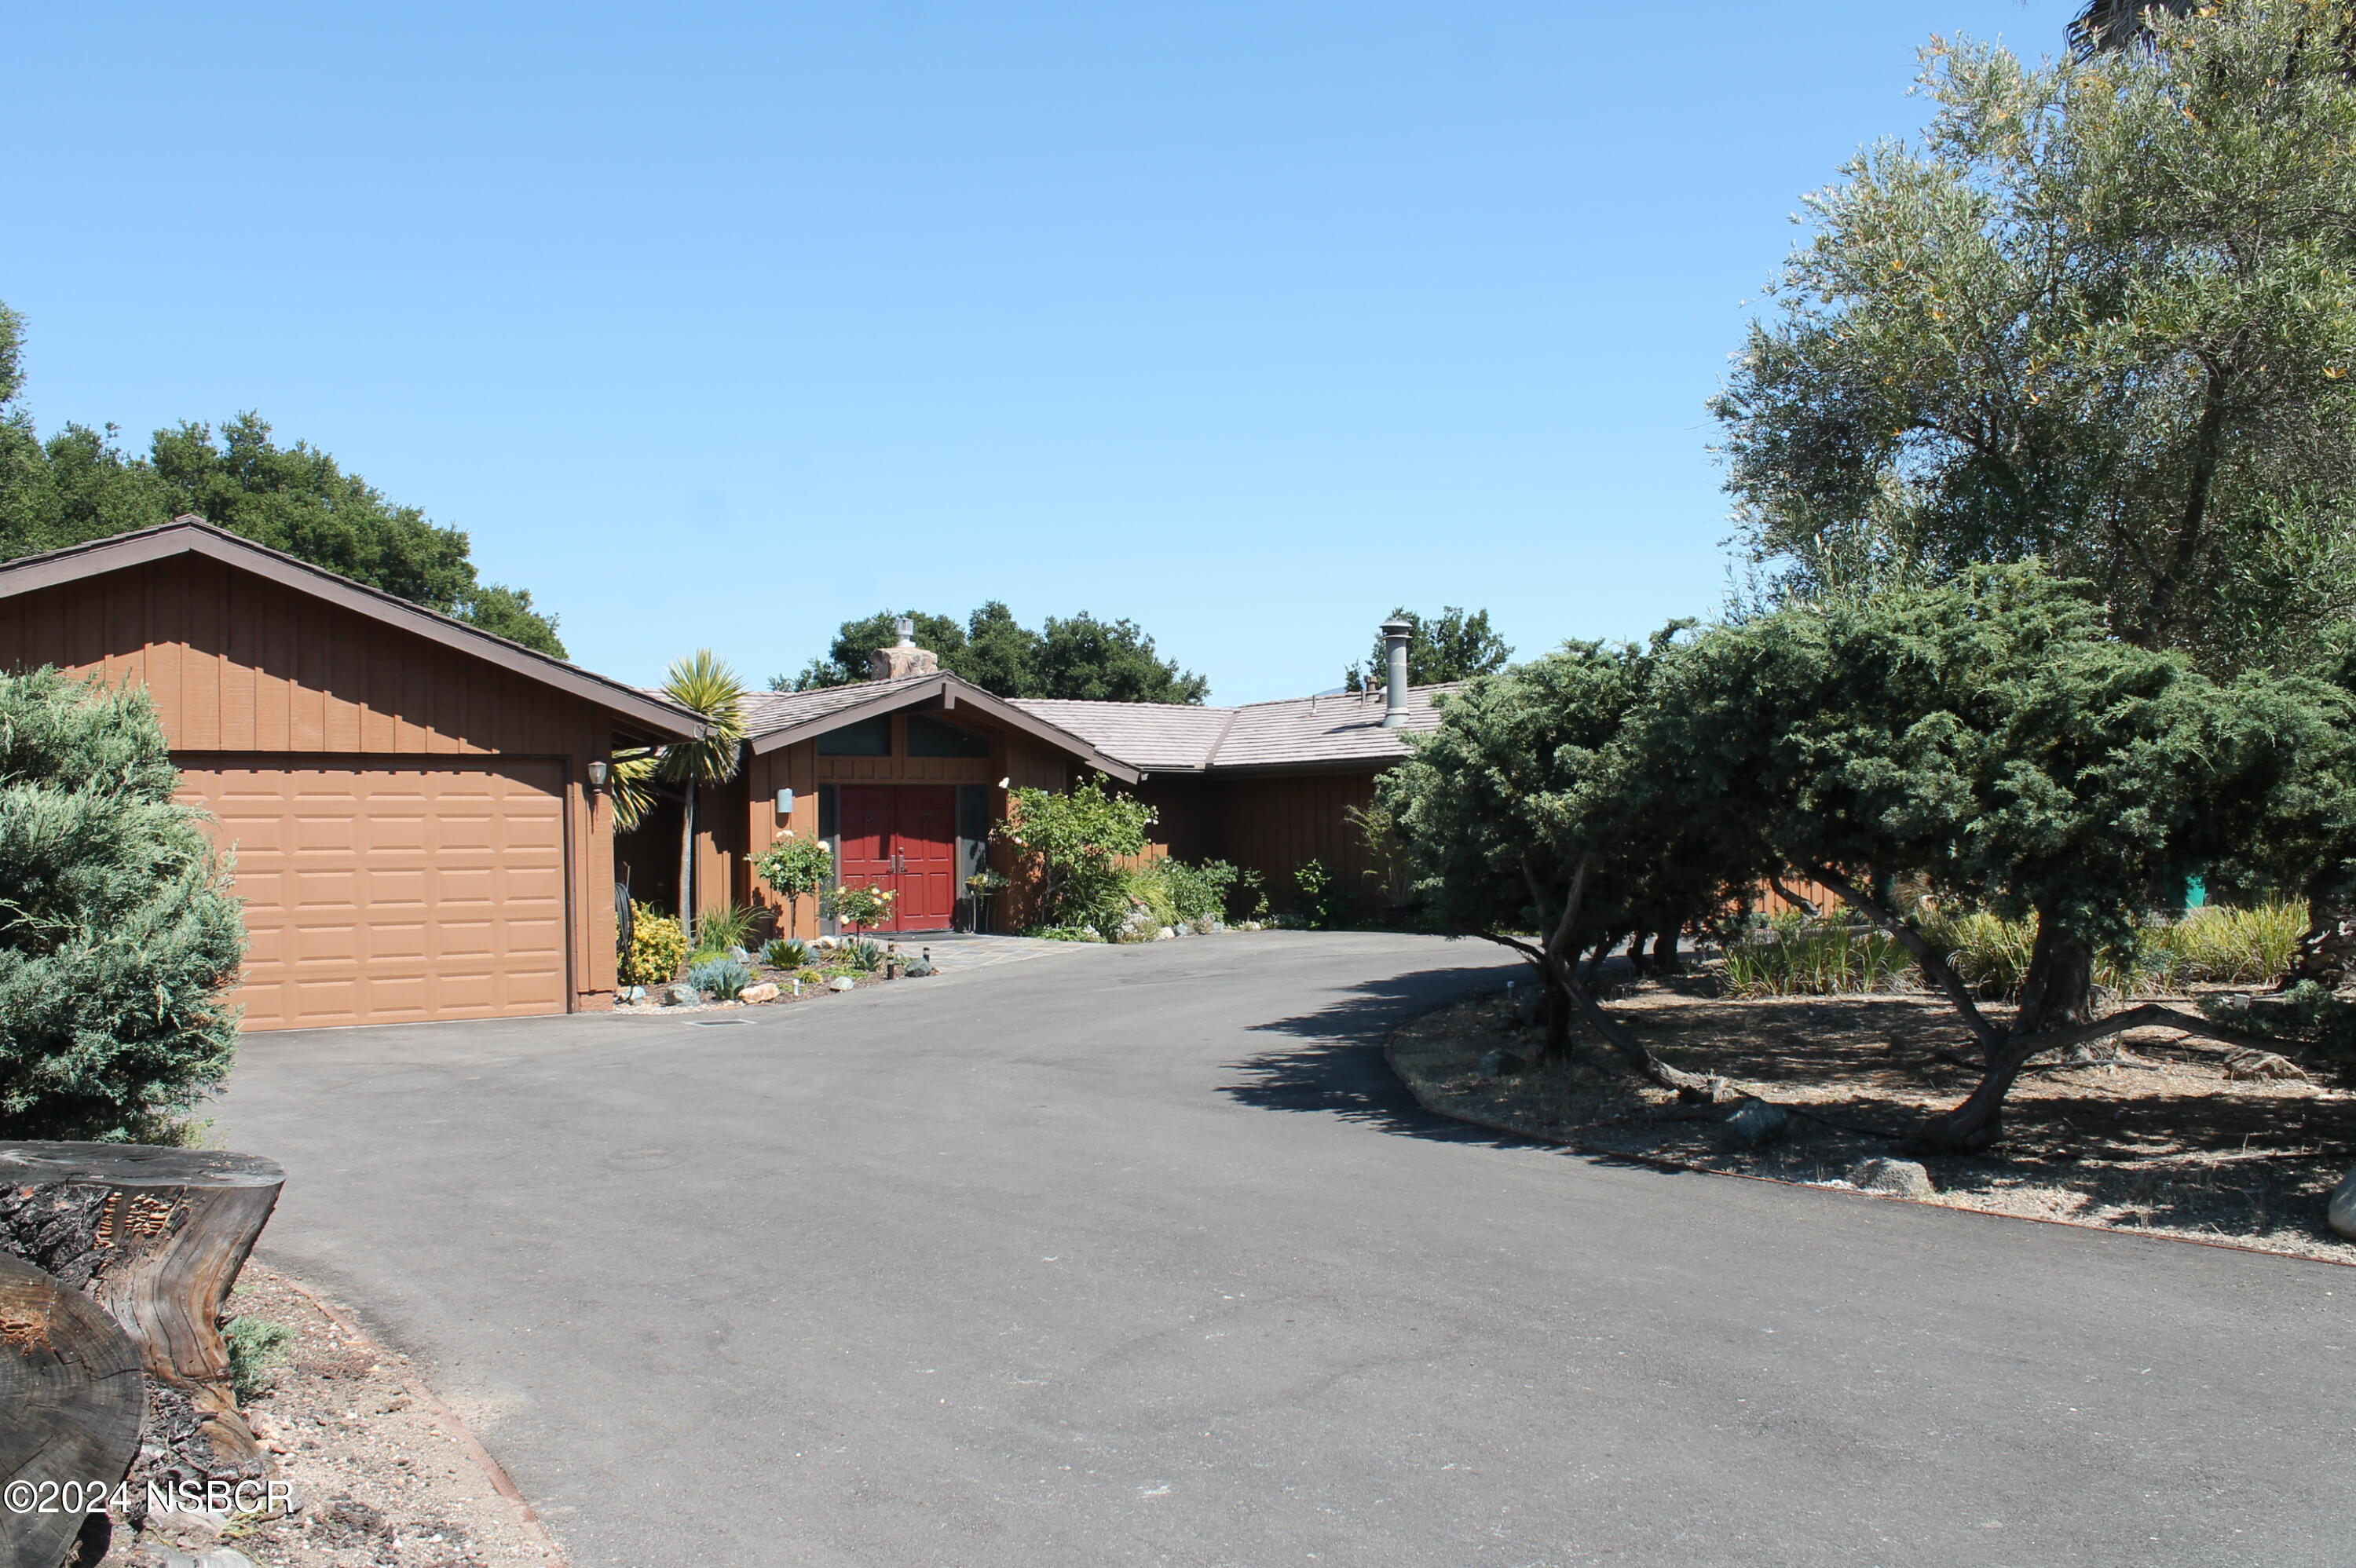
[606,747,660,833]
[656,650,748,947]
[2068,0,2196,55]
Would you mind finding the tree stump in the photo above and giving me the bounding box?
[0,1252,144,1568]
[0,1143,285,1494]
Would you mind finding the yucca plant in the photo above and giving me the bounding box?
[656,650,748,948]
[607,746,660,833]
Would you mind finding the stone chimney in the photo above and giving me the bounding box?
[869,615,940,681]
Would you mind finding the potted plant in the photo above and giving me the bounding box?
[962,868,1009,934]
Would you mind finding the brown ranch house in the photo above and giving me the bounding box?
[640,620,1458,941]
[0,521,1450,1029]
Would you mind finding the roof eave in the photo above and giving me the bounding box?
[747,674,1142,783]
[0,520,708,741]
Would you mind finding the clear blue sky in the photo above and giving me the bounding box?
[6,0,2063,703]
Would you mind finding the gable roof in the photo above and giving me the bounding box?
[1015,683,1464,773]
[983,698,1241,773]
[0,518,706,741]
[741,671,1142,782]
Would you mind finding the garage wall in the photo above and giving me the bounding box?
[0,554,622,1011]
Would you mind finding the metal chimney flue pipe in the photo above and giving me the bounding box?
[1379,618,1413,729]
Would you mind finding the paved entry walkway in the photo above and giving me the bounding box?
[871,930,1095,970]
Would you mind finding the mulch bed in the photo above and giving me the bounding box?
[1389,977,2356,1264]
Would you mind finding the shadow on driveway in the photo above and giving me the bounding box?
[1216,961,1531,1145]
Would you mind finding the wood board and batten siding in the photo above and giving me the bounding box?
[724,711,1077,936]
[0,543,673,1029]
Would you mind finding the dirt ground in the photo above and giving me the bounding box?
[103,1263,561,1568]
[1389,976,2356,1265]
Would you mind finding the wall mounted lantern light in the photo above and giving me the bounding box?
[775,788,796,816]
[587,759,611,791]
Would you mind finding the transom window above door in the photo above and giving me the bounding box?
[906,714,990,758]
[818,716,892,755]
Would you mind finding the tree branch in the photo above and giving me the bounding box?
[1805,864,2003,1055]
[1766,875,1823,919]
[1471,930,1546,965]
[2013,1001,2295,1060]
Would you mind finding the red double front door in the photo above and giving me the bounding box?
[837,785,958,932]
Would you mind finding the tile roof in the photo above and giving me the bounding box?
[734,674,936,736]
[1014,683,1465,773]
[994,699,1239,772]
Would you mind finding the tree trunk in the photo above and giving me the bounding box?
[2288,891,2356,989]
[0,1142,284,1497]
[1540,967,1571,1066]
[1652,927,1681,974]
[1915,1032,2044,1152]
[2014,915,2094,1036]
[1918,915,2093,1150]
[0,1252,145,1568]
[678,787,697,948]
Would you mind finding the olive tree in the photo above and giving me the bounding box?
[0,669,245,1140]
[1718,0,2356,671]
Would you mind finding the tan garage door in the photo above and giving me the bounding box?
[174,758,569,1032]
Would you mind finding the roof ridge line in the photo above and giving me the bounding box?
[1202,704,1249,769]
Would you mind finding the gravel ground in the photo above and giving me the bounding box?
[101,1263,561,1568]
[1390,978,2356,1264]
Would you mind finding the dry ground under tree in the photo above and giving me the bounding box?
[1391,974,2356,1265]
[103,1263,560,1568]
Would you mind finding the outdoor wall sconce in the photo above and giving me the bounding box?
[775,788,796,816]
[587,759,611,791]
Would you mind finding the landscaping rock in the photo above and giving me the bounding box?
[2330,1169,2356,1240]
[2223,1047,2312,1083]
[661,983,704,1007]
[739,981,781,1003]
[621,985,646,1002]
[829,976,857,992]
[1158,926,1176,941]
[1852,1157,1936,1199]
[1476,1048,1526,1077]
[726,945,752,961]
[812,936,838,951]
[1719,1098,1790,1147]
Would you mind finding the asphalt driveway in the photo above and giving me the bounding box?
[217,932,2354,1568]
